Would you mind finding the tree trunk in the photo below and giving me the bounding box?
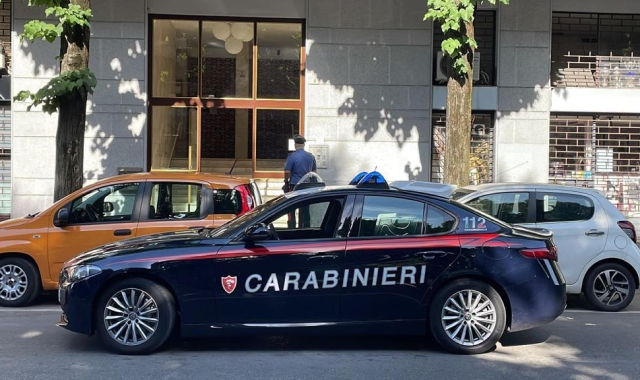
[54,0,91,201]
[443,18,475,187]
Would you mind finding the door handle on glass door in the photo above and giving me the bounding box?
[585,230,605,237]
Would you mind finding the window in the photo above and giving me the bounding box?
[148,183,203,220]
[536,192,595,223]
[212,188,243,215]
[359,196,425,237]
[467,192,530,224]
[431,112,495,185]
[433,10,496,86]
[266,198,345,240]
[150,18,305,174]
[426,206,456,234]
[70,183,140,224]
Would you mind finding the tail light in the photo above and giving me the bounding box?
[617,221,637,244]
[234,185,253,215]
[520,246,558,261]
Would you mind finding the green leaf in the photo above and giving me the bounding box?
[20,20,62,43]
[442,38,462,56]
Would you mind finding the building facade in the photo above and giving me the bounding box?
[10,0,640,218]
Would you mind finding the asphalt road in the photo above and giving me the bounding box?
[1,294,639,380]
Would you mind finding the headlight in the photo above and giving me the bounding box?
[66,265,102,283]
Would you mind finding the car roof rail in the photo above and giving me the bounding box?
[356,171,389,189]
[389,180,457,198]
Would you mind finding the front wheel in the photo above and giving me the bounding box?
[584,263,636,312]
[0,257,41,307]
[95,278,176,355]
[429,279,506,355]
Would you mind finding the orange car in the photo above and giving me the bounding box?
[0,172,262,307]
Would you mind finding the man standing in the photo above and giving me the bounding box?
[284,134,316,192]
[284,134,316,228]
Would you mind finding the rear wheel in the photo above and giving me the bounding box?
[429,279,506,355]
[584,263,636,312]
[0,257,40,307]
[95,278,176,355]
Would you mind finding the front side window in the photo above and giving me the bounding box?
[148,182,203,220]
[358,196,425,238]
[467,192,530,224]
[536,192,595,223]
[70,183,140,224]
[266,198,345,240]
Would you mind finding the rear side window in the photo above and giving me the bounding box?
[149,182,203,220]
[213,189,243,215]
[536,192,594,223]
[358,196,425,237]
[426,206,456,234]
[466,192,530,224]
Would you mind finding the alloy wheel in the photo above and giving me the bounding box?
[103,288,160,346]
[0,264,28,301]
[593,269,630,307]
[441,289,497,346]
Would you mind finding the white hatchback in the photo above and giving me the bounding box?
[447,183,639,312]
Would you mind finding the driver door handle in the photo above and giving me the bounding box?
[114,229,132,237]
[585,229,605,237]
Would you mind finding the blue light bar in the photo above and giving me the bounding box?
[356,171,389,188]
[349,172,368,185]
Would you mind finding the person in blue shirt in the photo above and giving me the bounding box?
[283,134,316,228]
[284,134,317,192]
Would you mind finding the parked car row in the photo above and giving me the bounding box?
[1,170,638,356]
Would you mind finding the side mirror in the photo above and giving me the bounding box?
[103,202,114,213]
[53,208,70,227]
[243,223,271,241]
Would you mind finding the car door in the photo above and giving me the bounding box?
[534,190,607,285]
[47,181,144,279]
[136,181,216,237]
[340,194,461,322]
[212,194,353,324]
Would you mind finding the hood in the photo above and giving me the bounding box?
[64,228,213,267]
[0,216,37,229]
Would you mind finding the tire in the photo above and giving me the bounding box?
[584,263,636,312]
[95,278,176,355]
[0,257,41,307]
[429,279,506,355]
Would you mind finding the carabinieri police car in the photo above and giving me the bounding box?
[57,172,566,355]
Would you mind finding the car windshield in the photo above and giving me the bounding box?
[207,195,288,238]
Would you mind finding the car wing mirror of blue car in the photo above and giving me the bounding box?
[243,223,272,242]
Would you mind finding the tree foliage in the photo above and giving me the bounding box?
[12,0,96,115]
[425,0,509,75]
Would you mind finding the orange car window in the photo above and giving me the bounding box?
[70,182,141,224]
[148,182,203,220]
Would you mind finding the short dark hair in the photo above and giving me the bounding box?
[294,134,306,144]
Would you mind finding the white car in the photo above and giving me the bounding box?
[443,183,639,312]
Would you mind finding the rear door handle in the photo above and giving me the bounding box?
[419,251,448,260]
[585,230,605,237]
[114,229,132,236]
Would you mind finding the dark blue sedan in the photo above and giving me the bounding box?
[57,173,566,355]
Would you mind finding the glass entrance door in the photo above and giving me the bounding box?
[149,18,305,177]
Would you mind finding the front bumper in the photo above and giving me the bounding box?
[57,278,99,336]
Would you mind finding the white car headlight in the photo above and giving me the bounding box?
[66,265,102,283]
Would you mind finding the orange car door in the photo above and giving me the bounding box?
[47,181,144,279]
[135,181,216,237]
